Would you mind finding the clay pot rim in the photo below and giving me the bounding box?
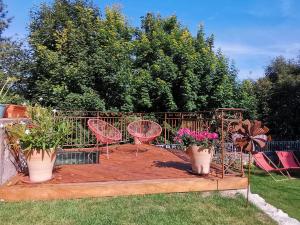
[6,104,27,108]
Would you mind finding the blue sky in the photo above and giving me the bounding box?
[3,0,300,80]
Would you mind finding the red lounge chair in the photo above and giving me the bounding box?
[127,120,162,155]
[276,151,300,170]
[88,119,122,159]
[253,152,290,181]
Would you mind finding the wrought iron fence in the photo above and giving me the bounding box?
[56,108,245,178]
[57,111,216,149]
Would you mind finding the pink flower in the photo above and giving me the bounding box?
[177,128,191,137]
[201,131,209,138]
[195,133,205,141]
[208,132,218,139]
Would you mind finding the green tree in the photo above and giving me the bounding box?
[28,1,134,111]
[27,0,242,113]
[256,56,300,139]
[0,0,27,103]
[238,79,257,119]
[134,14,239,112]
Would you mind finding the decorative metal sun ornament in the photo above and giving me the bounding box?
[232,120,270,153]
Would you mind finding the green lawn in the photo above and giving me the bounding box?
[0,193,275,225]
[251,168,300,220]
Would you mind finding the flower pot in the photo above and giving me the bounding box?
[4,104,27,118]
[0,104,6,118]
[186,145,214,175]
[26,150,56,183]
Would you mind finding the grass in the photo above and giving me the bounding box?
[0,192,275,225]
[251,168,300,220]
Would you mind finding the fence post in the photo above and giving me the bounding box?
[221,110,225,179]
[164,113,167,145]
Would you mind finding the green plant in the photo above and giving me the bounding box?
[5,105,71,158]
[0,72,18,103]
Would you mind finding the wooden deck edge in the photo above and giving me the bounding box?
[0,177,248,202]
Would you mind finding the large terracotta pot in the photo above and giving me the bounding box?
[26,150,56,183]
[186,145,214,175]
[4,104,27,118]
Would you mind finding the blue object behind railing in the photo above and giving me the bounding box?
[257,141,300,152]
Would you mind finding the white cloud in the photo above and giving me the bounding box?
[214,41,300,80]
[216,42,300,58]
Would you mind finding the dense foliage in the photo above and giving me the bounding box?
[25,0,242,112]
[255,56,300,139]
[1,0,299,139]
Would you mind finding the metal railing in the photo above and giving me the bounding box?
[258,141,300,152]
[57,111,216,149]
[56,109,245,178]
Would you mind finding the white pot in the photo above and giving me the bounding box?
[186,145,213,175]
[26,150,56,183]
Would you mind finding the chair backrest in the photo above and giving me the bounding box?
[88,119,122,144]
[253,152,277,172]
[127,120,162,142]
[276,151,300,169]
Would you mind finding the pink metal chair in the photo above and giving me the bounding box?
[253,152,290,181]
[88,119,122,159]
[276,151,300,170]
[127,120,162,155]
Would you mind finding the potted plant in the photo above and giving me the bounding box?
[4,104,28,118]
[174,128,218,175]
[0,73,18,118]
[5,105,70,183]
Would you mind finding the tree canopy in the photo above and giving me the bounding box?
[26,0,242,112]
[256,56,300,139]
[2,0,299,139]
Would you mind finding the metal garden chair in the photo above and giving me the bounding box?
[87,119,122,159]
[127,120,162,155]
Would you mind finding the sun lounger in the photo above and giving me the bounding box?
[276,151,300,170]
[253,152,290,181]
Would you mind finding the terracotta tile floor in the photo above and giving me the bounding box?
[15,144,222,185]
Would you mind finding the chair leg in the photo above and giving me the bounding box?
[284,170,295,179]
[136,144,139,157]
[269,170,291,182]
[106,143,109,159]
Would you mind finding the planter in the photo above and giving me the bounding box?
[26,150,56,183]
[0,104,6,118]
[186,145,214,175]
[4,104,27,118]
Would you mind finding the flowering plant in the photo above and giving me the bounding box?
[174,128,218,148]
[5,105,71,158]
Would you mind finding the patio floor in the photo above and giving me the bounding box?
[0,144,248,201]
